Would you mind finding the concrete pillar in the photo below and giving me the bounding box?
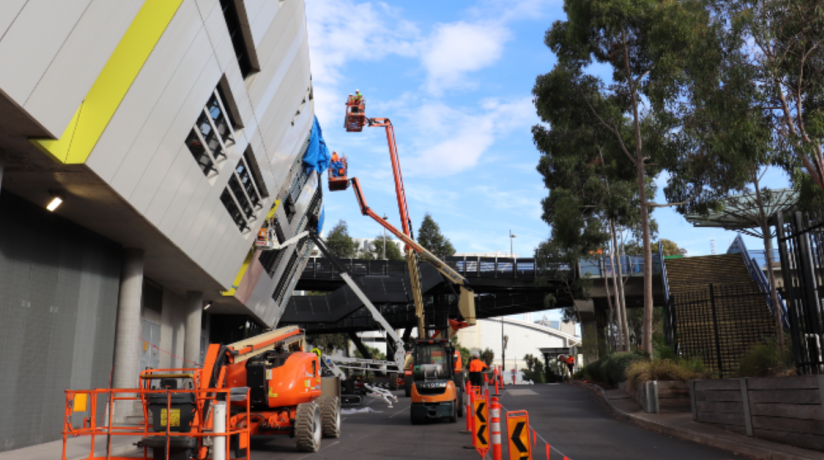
[184,291,203,366]
[113,249,144,389]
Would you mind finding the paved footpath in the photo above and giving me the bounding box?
[496,383,747,460]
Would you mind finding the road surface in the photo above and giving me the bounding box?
[244,383,748,460]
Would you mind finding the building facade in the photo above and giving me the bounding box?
[456,317,581,373]
[0,0,320,451]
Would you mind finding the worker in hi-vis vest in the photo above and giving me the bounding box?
[468,351,488,387]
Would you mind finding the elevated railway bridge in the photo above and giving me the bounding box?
[281,256,575,336]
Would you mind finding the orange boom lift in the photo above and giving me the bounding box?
[336,96,476,336]
[62,327,340,460]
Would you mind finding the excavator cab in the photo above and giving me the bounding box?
[344,100,367,132]
[328,156,349,192]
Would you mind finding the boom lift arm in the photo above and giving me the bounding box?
[350,178,476,325]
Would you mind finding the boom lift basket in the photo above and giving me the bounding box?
[328,157,349,192]
[344,101,367,132]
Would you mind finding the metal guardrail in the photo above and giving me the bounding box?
[729,234,790,328]
[301,256,541,280]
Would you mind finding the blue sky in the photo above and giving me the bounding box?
[304,0,792,321]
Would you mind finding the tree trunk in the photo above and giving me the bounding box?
[621,29,652,357]
[762,231,785,350]
[637,158,653,356]
[610,220,630,352]
[604,257,616,352]
[608,234,624,351]
[751,171,785,351]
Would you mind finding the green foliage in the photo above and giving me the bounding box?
[584,351,646,386]
[716,0,824,198]
[360,235,404,260]
[737,338,795,378]
[325,220,358,259]
[521,354,549,384]
[480,348,495,367]
[308,333,349,355]
[417,213,456,260]
[354,345,385,361]
[625,357,709,391]
[623,239,686,257]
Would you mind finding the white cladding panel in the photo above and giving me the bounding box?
[0,0,91,110]
[23,1,143,137]
[0,1,28,41]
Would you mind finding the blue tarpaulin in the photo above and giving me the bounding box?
[303,116,331,175]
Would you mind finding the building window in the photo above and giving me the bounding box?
[220,0,255,78]
[221,147,268,232]
[221,189,248,231]
[186,88,236,177]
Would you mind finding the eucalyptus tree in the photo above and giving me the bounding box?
[535,0,736,355]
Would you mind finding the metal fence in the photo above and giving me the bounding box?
[671,283,776,378]
[776,211,824,375]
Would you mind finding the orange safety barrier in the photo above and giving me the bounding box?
[63,368,251,460]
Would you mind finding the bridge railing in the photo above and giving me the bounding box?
[301,256,542,279]
[578,254,662,279]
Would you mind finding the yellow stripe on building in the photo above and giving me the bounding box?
[30,0,184,164]
[222,200,281,297]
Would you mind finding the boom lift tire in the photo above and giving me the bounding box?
[456,389,464,417]
[404,376,412,397]
[388,372,399,391]
[295,402,322,452]
[320,396,341,438]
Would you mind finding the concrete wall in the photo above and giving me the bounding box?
[0,192,121,451]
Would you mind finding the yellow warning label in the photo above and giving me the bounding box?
[159,408,180,427]
[143,341,149,351]
[266,369,272,380]
[268,387,278,398]
[304,379,310,388]
[73,394,87,412]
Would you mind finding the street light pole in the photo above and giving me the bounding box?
[382,214,388,260]
[509,230,517,258]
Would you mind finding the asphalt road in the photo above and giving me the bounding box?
[241,383,749,460]
[496,383,748,460]
[247,393,477,460]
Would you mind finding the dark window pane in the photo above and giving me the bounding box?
[185,129,213,175]
[219,0,254,78]
[221,188,247,231]
[228,176,254,218]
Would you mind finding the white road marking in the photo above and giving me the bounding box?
[388,406,410,418]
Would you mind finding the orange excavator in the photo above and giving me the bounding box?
[62,326,340,460]
[333,98,476,337]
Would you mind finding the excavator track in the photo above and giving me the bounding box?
[295,401,321,452]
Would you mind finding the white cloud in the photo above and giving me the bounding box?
[420,21,510,95]
[305,0,419,125]
[405,96,536,176]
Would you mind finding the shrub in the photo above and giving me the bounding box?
[625,357,709,391]
[603,352,646,385]
[737,340,795,377]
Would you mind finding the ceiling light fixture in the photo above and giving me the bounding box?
[203,302,212,311]
[46,192,63,212]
